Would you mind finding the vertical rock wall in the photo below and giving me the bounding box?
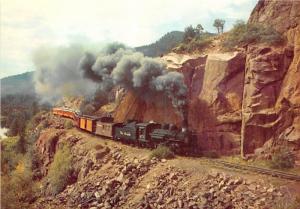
[195,52,245,154]
[242,0,300,156]
[241,46,294,155]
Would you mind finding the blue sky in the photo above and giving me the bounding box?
[0,0,257,78]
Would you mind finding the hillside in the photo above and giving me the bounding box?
[135,31,184,57]
[1,71,35,96]
[9,112,300,209]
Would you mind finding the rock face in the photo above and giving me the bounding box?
[248,0,300,34]
[113,91,182,126]
[278,28,300,147]
[35,129,65,176]
[242,0,300,155]
[114,52,246,155]
[114,0,300,156]
[241,45,294,154]
[195,52,245,154]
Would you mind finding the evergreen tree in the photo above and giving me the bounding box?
[213,19,225,34]
[183,25,197,42]
[196,24,204,35]
[31,101,39,116]
[16,132,26,153]
[8,118,19,136]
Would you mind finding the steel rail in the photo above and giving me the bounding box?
[208,160,300,181]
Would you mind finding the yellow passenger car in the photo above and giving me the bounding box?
[79,116,99,133]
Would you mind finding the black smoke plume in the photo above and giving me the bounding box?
[80,43,187,116]
[33,43,187,117]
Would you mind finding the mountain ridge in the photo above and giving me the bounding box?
[1,71,35,96]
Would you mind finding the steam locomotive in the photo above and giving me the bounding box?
[52,107,193,153]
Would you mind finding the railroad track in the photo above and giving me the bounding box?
[206,159,300,181]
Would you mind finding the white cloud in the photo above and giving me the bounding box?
[0,0,257,78]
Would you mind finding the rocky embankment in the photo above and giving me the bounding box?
[31,115,297,209]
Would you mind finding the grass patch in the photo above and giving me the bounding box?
[274,195,300,209]
[175,38,212,53]
[64,120,73,129]
[1,160,37,209]
[270,148,295,170]
[150,145,175,160]
[173,32,214,53]
[1,146,38,209]
[223,21,284,50]
[1,137,23,174]
[48,143,74,195]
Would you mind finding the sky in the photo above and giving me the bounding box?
[0,0,258,78]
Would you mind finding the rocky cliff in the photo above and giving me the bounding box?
[113,0,300,156]
[242,0,300,156]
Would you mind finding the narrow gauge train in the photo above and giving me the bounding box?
[52,107,192,153]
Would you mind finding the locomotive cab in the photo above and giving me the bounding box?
[136,123,161,144]
[114,120,139,142]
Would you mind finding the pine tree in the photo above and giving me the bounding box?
[16,132,26,154]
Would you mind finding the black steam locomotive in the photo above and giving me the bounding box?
[53,108,193,153]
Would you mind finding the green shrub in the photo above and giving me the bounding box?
[223,21,284,50]
[150,145,175,160]
[40,119,49,129]
[48,144,73,195]
[174,36,212,53]
[173,31,214,53]
[183,25,197,43]
[174,43,187,52]
[1,137,23,174]
[187,38,212,52]
[64,120,73,129]
[1,157,37,209]
[270,148,295,170]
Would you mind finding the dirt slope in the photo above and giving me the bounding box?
[32,122,300,209]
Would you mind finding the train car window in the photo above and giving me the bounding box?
[139,128,145,135]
